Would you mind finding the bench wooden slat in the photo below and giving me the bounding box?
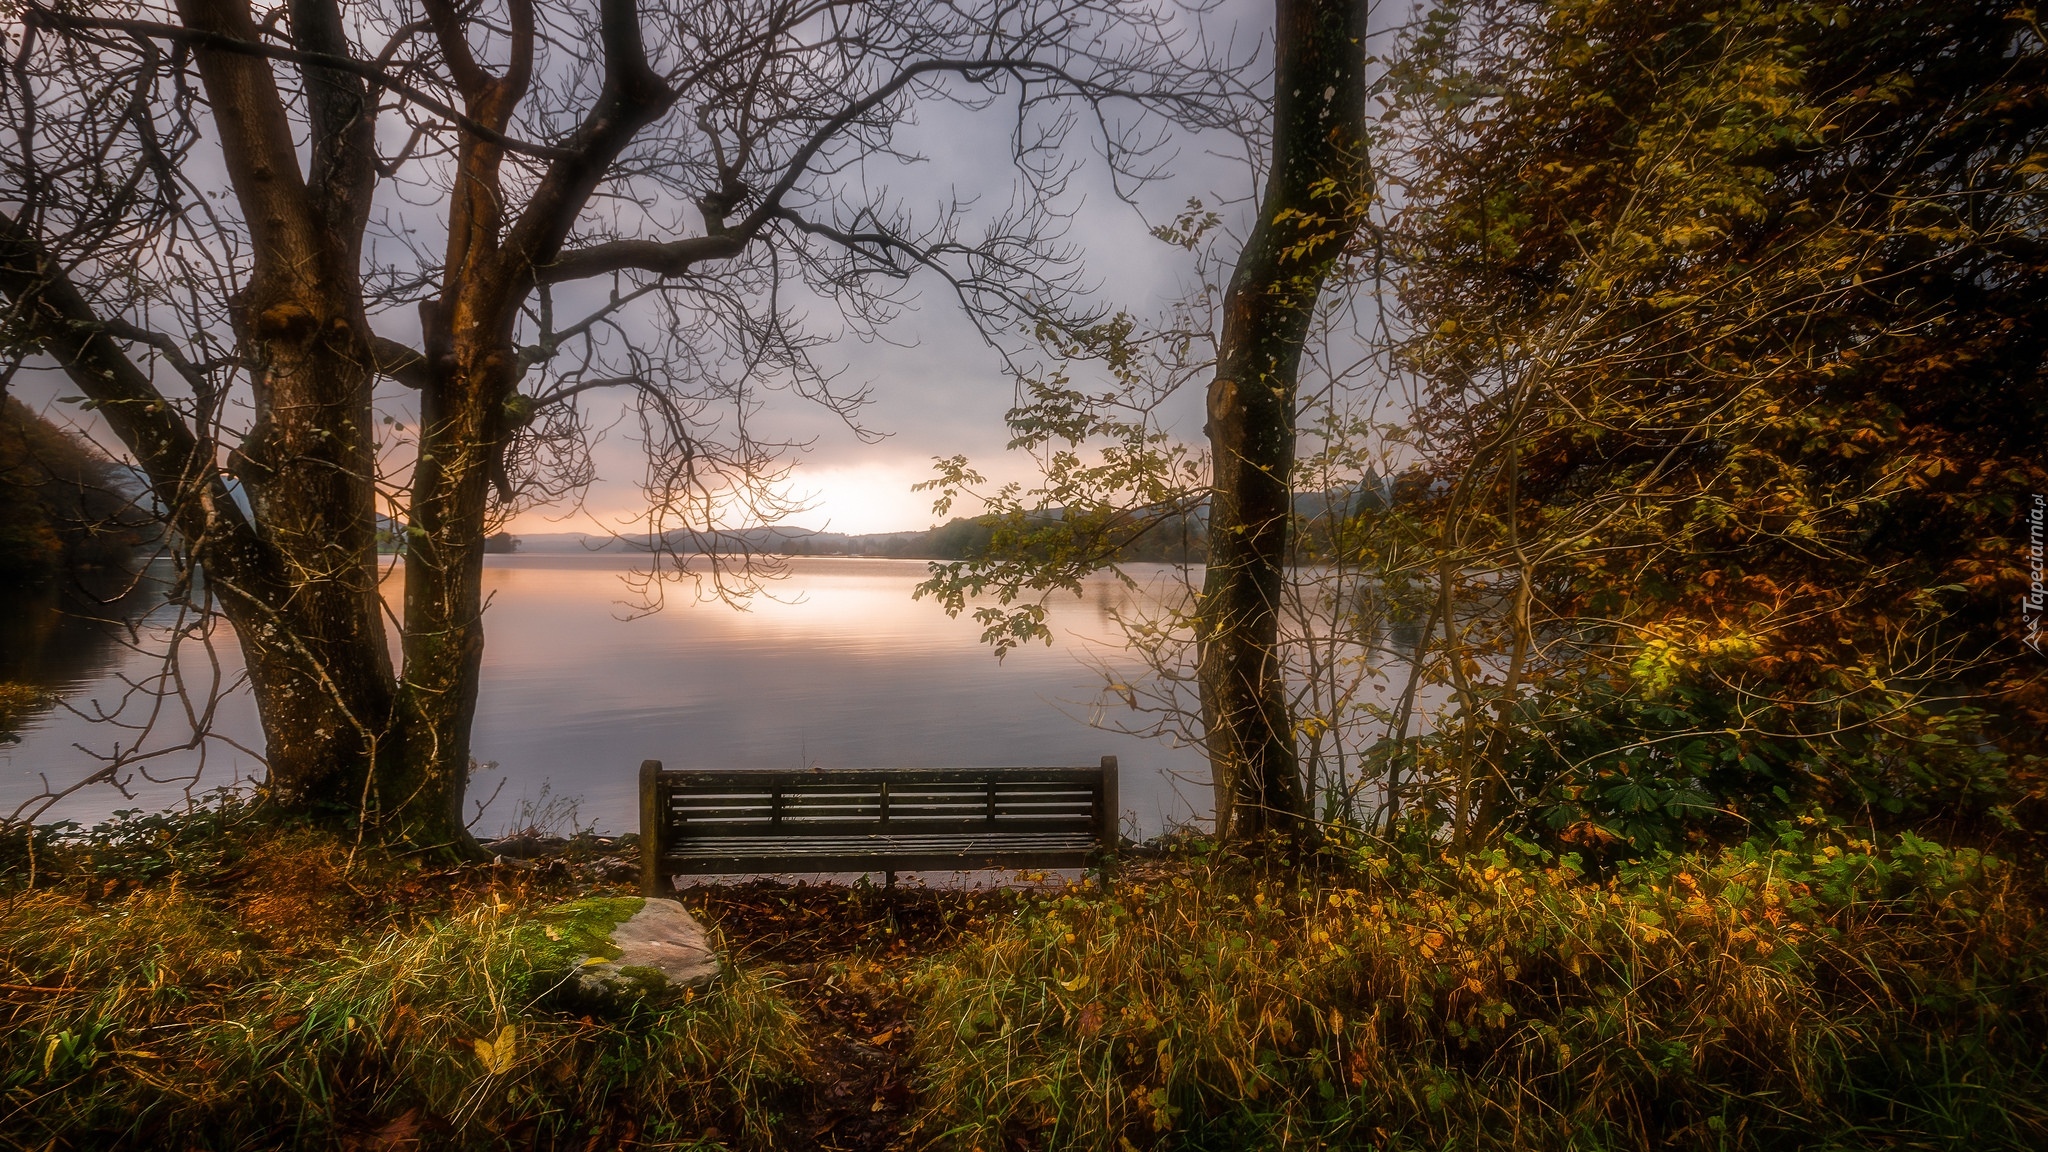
[669,832,1096,854]
[655,766,1103,783]
[640,757,1118,888]
[662,851,1100,876]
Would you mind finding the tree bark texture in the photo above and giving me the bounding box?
[1200,0,1369,841]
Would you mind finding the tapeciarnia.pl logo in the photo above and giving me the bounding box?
[2027,493,2045,655]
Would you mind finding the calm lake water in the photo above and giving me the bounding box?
[1,554,1215,837]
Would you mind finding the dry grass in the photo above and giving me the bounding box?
[908,827,2048,1150]
[0,810,811,1150]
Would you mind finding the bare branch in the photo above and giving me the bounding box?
[24,5,575,159]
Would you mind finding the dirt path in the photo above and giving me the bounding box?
[676,881,1019,1151]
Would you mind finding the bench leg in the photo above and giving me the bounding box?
[639,759,664,897]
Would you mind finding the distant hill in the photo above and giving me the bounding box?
[511,519,1001,560]
[504,481,1389,564]
[0,400,151,585]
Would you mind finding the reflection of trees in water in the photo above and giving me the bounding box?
[0,566,166,696]
[1,561,253,824]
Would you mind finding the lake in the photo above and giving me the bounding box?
[1,554,1217,838]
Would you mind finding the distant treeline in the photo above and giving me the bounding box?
[376,526,516,555]
[773,514,1205,562]
[502,488,1385,562]
[771,488,1382,562]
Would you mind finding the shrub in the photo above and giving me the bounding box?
[911,828,2048,1150]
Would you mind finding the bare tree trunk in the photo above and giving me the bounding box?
[1200,0,1369,842]
[1,210,398,822]
[382,317,520,847]
[225,321,393,815]
[382,387,495,845]
[180,0,408,830]
[5,0,397,821]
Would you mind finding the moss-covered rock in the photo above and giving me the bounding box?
[518,896,719,1010]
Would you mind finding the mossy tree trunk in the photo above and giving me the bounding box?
[1200,0,1370,843]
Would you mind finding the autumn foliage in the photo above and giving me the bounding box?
[1378,0,2048,851]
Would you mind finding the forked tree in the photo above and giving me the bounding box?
[0,0,1228,848]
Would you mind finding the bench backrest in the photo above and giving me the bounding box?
[639,757,1117,888]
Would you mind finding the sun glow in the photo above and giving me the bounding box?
[502,457,967,538]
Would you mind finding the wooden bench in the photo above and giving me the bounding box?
[638,757,1119,892]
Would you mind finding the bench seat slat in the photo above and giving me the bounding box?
[661,851,1099,875]
[670,832,1094,854]
[674,817,1098,837]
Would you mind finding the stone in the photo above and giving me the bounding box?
[576,898,721,995]
[521,896,721,1009]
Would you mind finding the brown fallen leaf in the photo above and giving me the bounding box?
[1076,1001,1106,1037]
[341,1107,421,1152]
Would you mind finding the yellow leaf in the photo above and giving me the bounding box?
[1059,973,1091,992]
[472,1024,518,1075]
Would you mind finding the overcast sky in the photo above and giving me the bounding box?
[519,20,1273,539]
[8,0,1390,539]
